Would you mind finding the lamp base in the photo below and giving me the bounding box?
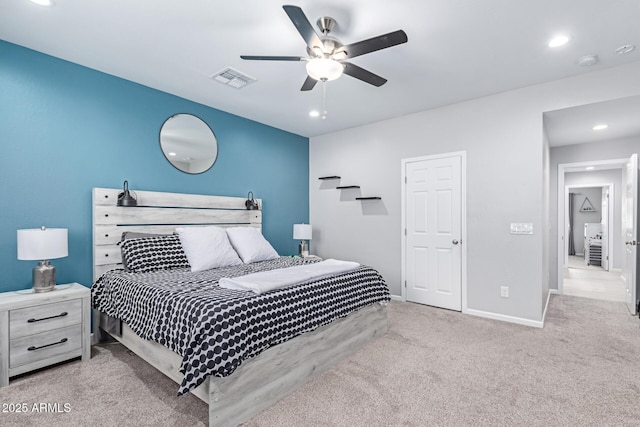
[298,240,309,258]
[33,260,56,293]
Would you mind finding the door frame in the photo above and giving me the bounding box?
[623,153,639,314]
[564,182,614,271]
[557,158,627,294]
[400,151,467,312]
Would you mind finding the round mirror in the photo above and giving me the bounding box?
[159,114,218,174]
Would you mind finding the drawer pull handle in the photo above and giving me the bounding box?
[28,338,68,351]
[27,312,68,323]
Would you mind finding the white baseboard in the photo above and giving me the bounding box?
[549,289,560,294]
[396,295,549,328]
[464,308,544,328]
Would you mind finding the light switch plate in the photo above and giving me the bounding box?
[511,223,533,235]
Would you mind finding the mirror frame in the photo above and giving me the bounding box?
[159,113,218,174]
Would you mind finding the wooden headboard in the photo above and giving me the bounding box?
[92,188,261,281]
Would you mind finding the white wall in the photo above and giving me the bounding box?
[310,62,640,324]
[549,136,639,289]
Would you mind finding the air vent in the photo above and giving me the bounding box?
[211,67,256,89]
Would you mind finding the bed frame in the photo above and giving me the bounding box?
[92,188,388,426]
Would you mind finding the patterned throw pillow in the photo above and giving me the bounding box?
[120,232,172,271]
[120,235,190,273]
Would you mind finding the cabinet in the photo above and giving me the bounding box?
[588,241,602,266]
[0,283,90,387]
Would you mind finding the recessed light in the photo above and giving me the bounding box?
[586,166,595,170]
[592,124,608,131]
[30,0,55,6]
[616,44,635,55]
[168,152,177,156]
[309,110,320,118]
[548,35,570,48]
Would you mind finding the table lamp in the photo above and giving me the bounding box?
[17,227,68,293]
[293,224,312,257]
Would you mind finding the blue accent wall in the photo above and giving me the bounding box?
[0,40,309,293]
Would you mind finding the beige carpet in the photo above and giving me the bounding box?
[2,295,640,426]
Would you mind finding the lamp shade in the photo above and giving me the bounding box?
[17,228,68,260]
[293,224,312,240]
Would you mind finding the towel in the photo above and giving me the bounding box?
[218,258,360,294]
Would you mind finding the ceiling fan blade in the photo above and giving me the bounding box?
[342,62,387,87]
[240,55,304,61]
[340,30,408,59]
[283,5,324,51]
[301,75,318,91]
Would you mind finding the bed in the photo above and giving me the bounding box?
[91,188,389,426]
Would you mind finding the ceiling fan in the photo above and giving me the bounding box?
[240,5,408,91]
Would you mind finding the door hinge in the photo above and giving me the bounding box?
[404,280,407,288]
[404,228,407,236]
[405,176,407,184]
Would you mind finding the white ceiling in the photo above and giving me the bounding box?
[1,0,640,138]
[544,95,640,147]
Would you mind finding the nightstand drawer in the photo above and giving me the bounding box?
[9,324,82,368]
[9,299,82,338]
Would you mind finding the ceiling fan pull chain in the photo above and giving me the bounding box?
[322,80,328,120]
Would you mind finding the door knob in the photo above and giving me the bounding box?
[452,239,459,245]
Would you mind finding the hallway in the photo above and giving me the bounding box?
[564,255,626,302]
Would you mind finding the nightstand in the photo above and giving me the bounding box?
[0,283,90,387]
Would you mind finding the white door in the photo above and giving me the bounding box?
[623,153,638,315]
[601,187,609,271]
[404,154,462,311]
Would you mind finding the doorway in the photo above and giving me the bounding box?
[565,184,613,271]
[557,157,636,311]
[563,182,624,302]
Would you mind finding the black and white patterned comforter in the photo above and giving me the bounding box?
[91,256,389,395]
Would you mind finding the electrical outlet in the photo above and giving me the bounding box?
[500,286,509,298]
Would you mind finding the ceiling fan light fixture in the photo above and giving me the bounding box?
[306,58,343,81]
[332,50,348,61]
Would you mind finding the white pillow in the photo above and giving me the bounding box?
[175,226,242,272]
[226,227,279,263]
